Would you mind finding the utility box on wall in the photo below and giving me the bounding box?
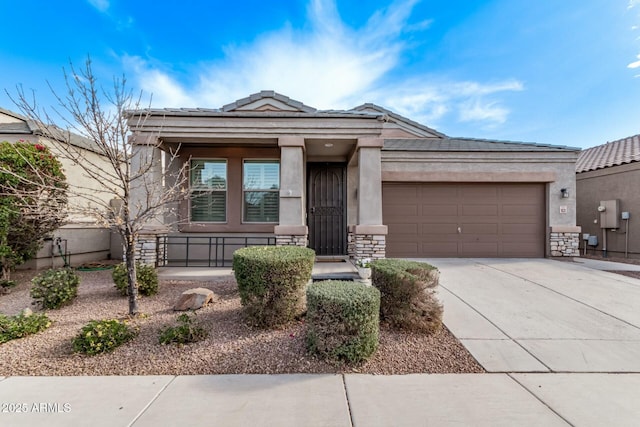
[599,199,620,229]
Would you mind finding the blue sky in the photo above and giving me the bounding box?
[1,0,639,148]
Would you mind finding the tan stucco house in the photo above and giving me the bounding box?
[127,91,581,266]
[576,135,640,259]
[0,107,115,268]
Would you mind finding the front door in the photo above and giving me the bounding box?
[307,163,347,256]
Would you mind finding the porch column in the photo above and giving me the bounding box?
[130,134,168,266]
[352,137,387,261]
[274,136,308,246]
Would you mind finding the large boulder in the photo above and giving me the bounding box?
[173,288,215,311]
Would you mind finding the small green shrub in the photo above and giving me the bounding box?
[371,259,443,333]
[159,313,208,345]
[0,279,17,290]
[233,246,315,327]
[0,311,51,344]
[112,262,158,296]
[30,268,80,309]
[306,280,380,363]
[72,319,136,355]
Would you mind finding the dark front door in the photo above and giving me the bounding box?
[307,163,347,256]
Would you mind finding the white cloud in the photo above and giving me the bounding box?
[88,0,109,13]
[123,0,523,127]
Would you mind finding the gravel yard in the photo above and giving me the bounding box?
[0,270,484,376]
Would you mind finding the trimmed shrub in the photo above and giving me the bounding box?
[233,245,315,327]
[112,262,158,296]
[0,311,51,344]
[30,268,80,309]
[306,280,380,363]
[159,313,208,345]
[371,259,443,333]
[72,319,136,355]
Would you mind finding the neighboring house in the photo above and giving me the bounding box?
[576,135,640,259]
[0,107,116,268]
[127,91,581,266]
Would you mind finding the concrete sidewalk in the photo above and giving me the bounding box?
[2,373,640,426]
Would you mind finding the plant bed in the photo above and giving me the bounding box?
[0,270,484,376]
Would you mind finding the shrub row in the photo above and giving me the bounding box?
[306,280,380,363]
[0,311,51,344]
[371,259,443,333]
[233,246,315,327]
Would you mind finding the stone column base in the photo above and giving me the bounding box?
[354,234,386,260]
[550,226,581,257]
[276,235,308,247]
[134,228,168,267]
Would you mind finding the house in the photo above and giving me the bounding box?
[0,107,116,268]
[127,91,581,266]
[576,135,640,259]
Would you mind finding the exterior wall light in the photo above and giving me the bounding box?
[560,188,569,198]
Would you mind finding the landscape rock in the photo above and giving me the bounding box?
[173,288,215,311]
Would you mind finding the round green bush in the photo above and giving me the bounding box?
[371,259,443,333]
[112,262,158,296]
[233,246,315,327]
[72,319,136,355]
[306,280,380,363]
[30,268,80,309]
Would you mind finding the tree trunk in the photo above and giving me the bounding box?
[125,230,139,315]
[1,262,10,281]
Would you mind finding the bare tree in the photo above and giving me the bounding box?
[10,58,188,315]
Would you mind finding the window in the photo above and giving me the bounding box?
[190,159,227,222]
[243,160,279,223]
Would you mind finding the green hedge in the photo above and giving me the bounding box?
[306,280,380,363]
[233,245,315,327]
[371,259,443,333]
[112,262,158,296]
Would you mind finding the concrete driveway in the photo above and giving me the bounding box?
[423,258,640,373]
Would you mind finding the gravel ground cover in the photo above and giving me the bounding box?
[0,270,484,376]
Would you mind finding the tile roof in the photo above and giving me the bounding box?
[576,134,640,173]
[384,137,580,152]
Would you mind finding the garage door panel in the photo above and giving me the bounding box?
[383,182,545,258]
[420,242,459,256]
[422,204,458,216]
[461,223,499,234]
[462,205,499,216]
[502,205,540,216]
[387,223,418,235]
[422,223,459,235]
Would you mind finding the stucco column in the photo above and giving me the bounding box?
[130,135,167,265]
[274,136,308,246]
[353,137,387,260]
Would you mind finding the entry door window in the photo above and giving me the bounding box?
[243,160,279,223]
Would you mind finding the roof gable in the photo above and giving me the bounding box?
[576,134,640,173]
[222,90,317,113]
[351,103,446,139]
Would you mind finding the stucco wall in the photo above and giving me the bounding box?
[20,226,111,269]
[576,162,640,259]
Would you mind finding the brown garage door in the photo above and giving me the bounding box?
[383,183,545,258]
